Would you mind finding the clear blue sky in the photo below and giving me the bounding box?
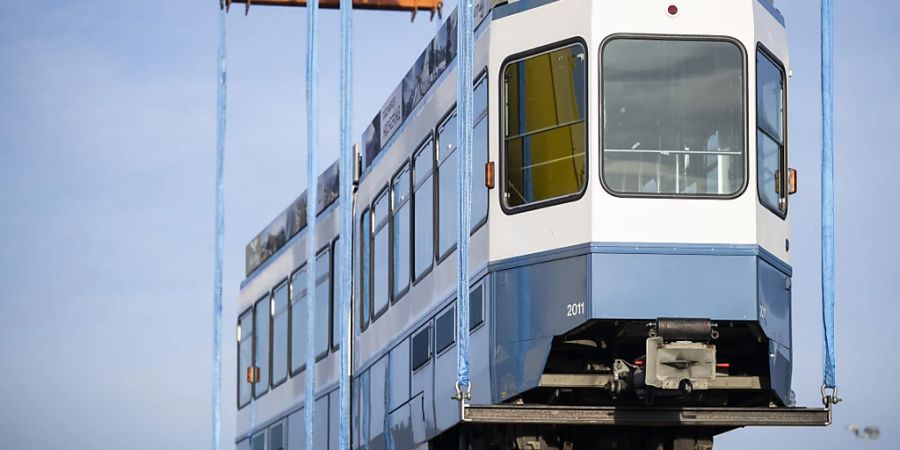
[0,1,896,449]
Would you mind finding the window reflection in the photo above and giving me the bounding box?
[392,165,411,299]
[602,38,744,196]
[373,191,390,317]
[359,210,371,329]
[331,238,341,350]
[290,266,307,373]
[504,44,587,207]
[238,310,253,408]
[272,282,289,386]
[757,50,787,214]
[413,141,434,280]
[472,77,489,227]
[253,297,270,397]
[438,113,458,258]
[315,248,330,359]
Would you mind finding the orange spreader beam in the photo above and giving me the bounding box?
[222,0,443,13]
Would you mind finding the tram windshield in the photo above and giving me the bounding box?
[602,38,745,196]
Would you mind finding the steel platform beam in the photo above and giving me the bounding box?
[463,404,831,428]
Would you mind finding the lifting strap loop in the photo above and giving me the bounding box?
[455,0,475,404]
[820,0,838,399]
[304,0,320,447]
[211,7,227,450]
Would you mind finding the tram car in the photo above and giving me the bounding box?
[235,0,795,448]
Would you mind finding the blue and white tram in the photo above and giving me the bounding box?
[236,0,796,448]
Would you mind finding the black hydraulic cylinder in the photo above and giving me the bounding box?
[656,318,714,342]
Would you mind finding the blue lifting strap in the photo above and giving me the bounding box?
[820,0,837,394]
[338,0,353,448]
[305,0,320,446]
[212,7,226,450]
[455,0,475,399]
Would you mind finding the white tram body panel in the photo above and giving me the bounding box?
[487,0,790,263]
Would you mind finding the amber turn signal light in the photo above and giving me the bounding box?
[788,168,798,195]
[485,161,495,189]
[247,366,261,384]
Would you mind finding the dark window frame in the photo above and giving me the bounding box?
[756,43,789,219]
[330,236,342,352]
[436,107,460,264]
[499,37,590,215]
[371,185,391,323]
[598,33,750,200]
[358,208,372,332]
[469,283,486,332]
[251,430,267,450]
[391,160,413,304]
[314,243,332,363]
[252,294,271,399]
[268,420,286,450]
[435,305,456,356]
[237,306,253,410]
[411,324,433,372]
[271,277,290,389]
[411,134,436,286]
[289,262,309,376]
[471,70,491,233]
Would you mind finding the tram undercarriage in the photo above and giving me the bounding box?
[421,318,820,450]
[525,318,778,408]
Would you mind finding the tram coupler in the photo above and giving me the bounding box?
[643,318,719,392]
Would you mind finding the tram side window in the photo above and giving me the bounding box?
[392,164,412,301]
[757,49,787,215]
[437,112,458,259]
[602,38,744,196]
[290,266,308,374]
[269,421,285,450]
[353,223,360,334]
[372,189,390,319]
[413,140,435,281]
[359,210,371,330]
[472,76,489,228]
[503,43,587,209]
[470,284,484,330]
[272,281,289,387]
[238,309,253,408]
[412,325,432,371]
[331,237,341,350]
[254,296,270,397]
[252,432,265,450]
[315,247,331,359]
[435,307,455,354]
